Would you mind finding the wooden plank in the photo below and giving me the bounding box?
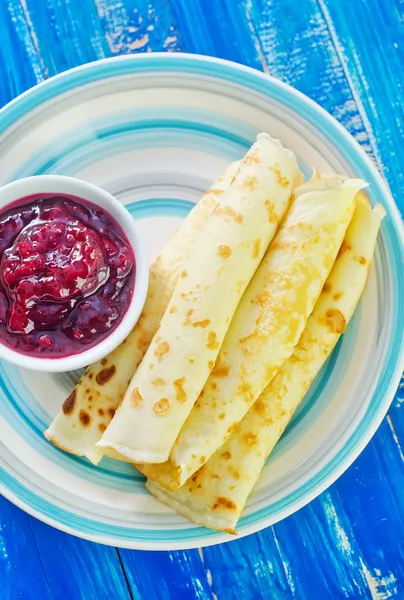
[167,0,263,69]
[28,516,133,600]
[0,496,52,600]
[333,419,404,599]
[22,0,110,76]
[94,0,183,54]
[0,6,49,600]
[118,548,215,600]
[319,0,404,206]
[242,0,374,152]
[23,0,184,74]
[0,0,44,108]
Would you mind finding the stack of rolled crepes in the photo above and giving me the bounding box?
[45,133,385,533]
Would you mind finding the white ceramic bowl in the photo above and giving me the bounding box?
[0,175,149,372]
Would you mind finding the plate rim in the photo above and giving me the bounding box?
[1,52,403,551]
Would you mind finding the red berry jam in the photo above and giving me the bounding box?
[0,194,135,356]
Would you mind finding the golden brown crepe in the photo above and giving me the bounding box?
[147,196,385,532]
[97,133,302,464]
[139,176,365,489]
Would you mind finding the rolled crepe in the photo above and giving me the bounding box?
[147,196,385,532]
[97,133,302,463]
[139,176,365,489]
[44,161,239,464]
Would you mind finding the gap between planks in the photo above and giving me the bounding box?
[116,549,136,600]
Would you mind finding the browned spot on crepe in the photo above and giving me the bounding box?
[230,467,240,480]
[173,377,187,403]
[153,398,170,414]
[252,238,261,259]
[325,308,346,334]
[212,497,236,510]
[209,188,224,197]
[192,319,211,328]
[357,256,367,265]
[323,283,332,294]
[108,408,115,418]
[79,410,91,426]
[244,148,260,166]
[98,424,106,433]
[206,331,219,350]
[272,164,289,187]
[265,200,278,224]
[212,360,230,378]
[169,305,177,314]
[254,399,266,416]
[152,378,166,389]
[98,408,104,416]
[154,341,170,358]
[181,270,188,278]
[254,291,270,307]
[238,380,254,403]
[243,174,258,190]
[333,292,343,301]
[217,244,232,259]
[208,360,214,370]
[215,205,243,224]
[221,451,231,459]
[131,387,143,407]
[183,308,194,326]
[338,240,352,257]
[101,358,107,366]
[227,422,238,434]
[219,412,225,420]
[96,365,116,385]
[62,390,77,415]
[243,432,258,446]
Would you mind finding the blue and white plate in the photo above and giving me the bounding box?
[0,54,403,550]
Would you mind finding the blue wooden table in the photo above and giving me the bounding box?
[1,1,403,598]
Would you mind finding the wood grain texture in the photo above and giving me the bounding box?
[0,495,52,600]
[118,548,215,600]
[0,0,403,599]
[28,517,133,600]
[320,0,404,487]
[0,0,44,106]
